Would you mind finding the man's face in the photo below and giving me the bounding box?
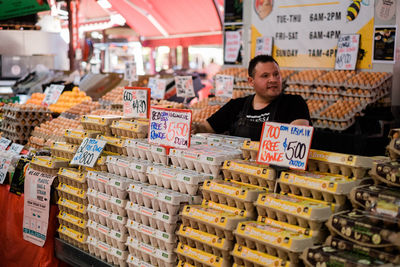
[248,61,282,101]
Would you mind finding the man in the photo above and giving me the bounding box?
[195,55,311,141]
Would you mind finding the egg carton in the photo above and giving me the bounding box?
[58,224,88,252]
[81,115,121,135]
[327,209,400,248]
[181,205,248,241]
[177,260,195,267]
[126,236,177,267]
[97,135,126,155]
[240,141,259,160]
[255,193,333,230]
[111,120,148,138]
[387,128,400,160]
[57,211,88,235]
[125,139,152,160]
[222,159,276,189]
[340,89,379,98]
[64,129,101,145]
[370,160,400,187]
[201,179,266,213]
[57,182,88,205]
[87,236,128,267]
[231,244,292,267]
[87,219,127,251]
[30,155,70,175]
[126,254,155,267]
[106,155,132,177]
[126,202,179,233]
[234,221,313,264]
[344,74,392,89]
[87,171,131,199]
[87,188,127,216]
[50,142,78,160]
[0,123,34,133]
[87,171,111,192]
[176,242,230,267]
[193,133,250,148]
[150,144,169,165]
[307,149,373,179]
[278,170,361,205]
[126,219,176,252]
[202,199,255,219]
[177,224,234,260]
[313,111,357,122]
[57,168,87,190]
[57,197,88,220]
[312,118,356,132]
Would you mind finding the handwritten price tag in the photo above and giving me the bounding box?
[71,138,107,168]
[42,84,65,106]
[335,34,360,70]
[0,137,11,151]
[0,156,11,184]
[149,107,192,149]
[175,76,195,98]
[123,87,150,119]
[255,36,273,56]
[149,78,166,99]
[215,75,234,98]
[257,122,314,170]
[124,62,138,82]
[9,143,24,155]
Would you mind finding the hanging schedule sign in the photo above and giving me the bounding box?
[215,75,234,98]
[71,138,107,168]
[124,62,138,82]
[175,76,195,98]
[335,34,360,70]
[149,78,166,99]
[123,87,150,119]
[257,122,314,170]
[255,36,273,56]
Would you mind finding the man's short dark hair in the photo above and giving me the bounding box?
[248,55,279,78]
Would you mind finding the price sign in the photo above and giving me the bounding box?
[257,122,314,170]
[255,36,273,56]
[215,74,234,98]
[123,87,150,119]
[149,107,192,149]
[175,76,195,98]
[335,34,360,70]
[149,78,166,99]
[71,138,107,168]
[0,137,11,151]
[0,156,11,184]
[124,62,138,82]
[42,84,65,106]
[9,143,24,155]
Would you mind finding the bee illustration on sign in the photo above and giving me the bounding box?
[254,0,273,20]
[347,0,369,22]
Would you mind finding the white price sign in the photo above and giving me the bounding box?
[255,36,273,56]
[175,76,195,98]
[215,75,234,98]
[335,34,360,70]
[123,87,150,119]
[0,137,11,151]
[0,156,11,184]
[71,138,107,168]
[124,62,138,82]
[9,143,24,155]
[42,84,65,106]
[257,122,314,170]
[149,78,166,99]
[149,107,192,149]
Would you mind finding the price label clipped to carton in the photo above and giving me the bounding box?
[42,84,65,106]
[335,34,360,70]
[215,74,234,98]
[124,62,138,82]
[123,87,150,119]
[149,107,192,149]
[257,122,314,170]
[0,156,11,184]
[0,137,11,151]
[175,76,195,98]
[71,138,107,168]
[149,78,166,99]
[9,143,24,155]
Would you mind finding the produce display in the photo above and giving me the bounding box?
[25,92,45,105]
[61,100,101,119]
[49,87,92,113]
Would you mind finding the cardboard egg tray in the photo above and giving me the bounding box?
[125,139,152,161]
[234,221,313,264]
[81,115,121,135]
[326,236,400,265]
[58,168,87,190]
[176,242,230,267]
[255,193,333,230]
[58,197,88,220]
[387,129,400,160]
[50,142,78,160]
[177,260,195,267]
[308,149,373,179]
[58,224,88,251]
[370,160,400,187]
[87,188,127,216]
[87,204,127,234]
[146,164,178,188]
[222,159,276,188]
[87,219,127,251]
[106,156,151,181]
[97,135,126,155]
[57,182,88,205]
[87,171,110,193]
[86,171,131,199]
[30,156,70,175]
[181,205,248,241]
[0,121,35,133]
[150,144,169,165]
[278,170,360,205]
[126,254,155,267]
[241,141,259,160]
[57,211,88,235]
[87,236,128,267]
[177,224,234,260]
[327,209,400,247]
[126,219,176,252]
[126,202,179,234]
[201,179,266,213]
[231,244,291,267]
[64,129,101,145]
[2,105,50,119]
[350,184,400,217]
[126,236,177,267]
[202,199,255,218]
[111,120,148,139]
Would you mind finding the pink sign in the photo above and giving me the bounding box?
[224,31,241,63]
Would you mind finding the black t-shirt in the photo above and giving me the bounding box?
[207,94,311,141]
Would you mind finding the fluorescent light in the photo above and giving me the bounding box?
[98,0,112,9]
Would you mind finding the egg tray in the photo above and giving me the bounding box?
[0,122,35,133]
[58,168,87,190]
[312,118,356,132]
[278,170,361,205]
[202,199,256,219]
[387,138,400,161]
[255,193,333,230]
[64,129,101,145]
[126,254,155,267]
[3,112,50,123]
[30,156,70,175]
[0,131,28,142]
[87,219,127,251]
[177,260,195,267]
[126,201,179,234]
[106,155,149,180]
[97,135,126,155]
[126,236,177,267]
[313,111,357,123]
[370,160,400,187]
[307,149,373,179]
[286,79,319,86]
[87,236,128,267]
[50,142,78,160]
[87,188,127,217]
[176,242,230,267]
[58,224,88,252]
[81,115,121,135]
[181,205,248,241]
[87,204,127,234]
[110,120,148,139]
[86,170,131,199]
[193,133,250,147]
[234,221,313,264]
[344,74,392,90]
[241,141,260,160]
[327,209,400,248]
[284,87,314,94]
[57,211,88,235]
[326,236,400,265]
[57,197,88,220]
[231,244,292,267]
[126,219,176,252]
[201,179,266,213]
[56,182,88,205]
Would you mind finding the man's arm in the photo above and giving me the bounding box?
[290,119,310,126]
[193,121,215,134]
